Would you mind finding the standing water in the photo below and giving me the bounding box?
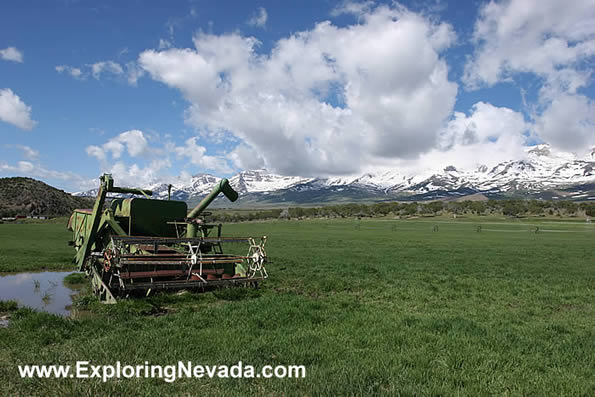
[0,271,81,316]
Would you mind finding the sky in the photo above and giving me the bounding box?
[0,0,593,192]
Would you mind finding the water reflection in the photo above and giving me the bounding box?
[0,271,81,316]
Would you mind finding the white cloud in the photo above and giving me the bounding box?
[102,160,170,189]
[159,38,172,49]
[230,144,265,171]
[87,129,149,161]
[464,0,595,154]
[424,102,529,170]
[464,0,595,89]
[536,94,594,152]
[85,130,168,188]
[0,47,23,63]
[124,62,145,85]
[55,65,84,79]
[56,60,143,85]
[330,1,375,17]
[438,102,529,150]
[2,144,39,160]
[0,160,90,189]
[90,61,124,79]
[247,7,268,28]
[84,130,232,188]
[174,137,233,174]
[139,4,457,177]
[14,144,39,160]
[85,145,107,162]
[357,102,531,178]
[0,88,37,130]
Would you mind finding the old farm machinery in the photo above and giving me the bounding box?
[67,174,268,302]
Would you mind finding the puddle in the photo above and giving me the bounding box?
[0,271,82,317]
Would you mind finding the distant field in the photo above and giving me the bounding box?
[1,218,594,395]
[0,220,73,272]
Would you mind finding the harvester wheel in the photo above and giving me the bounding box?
[103,249,114,272]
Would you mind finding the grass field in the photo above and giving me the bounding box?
[1,217,594,395]
[0,219,73,272]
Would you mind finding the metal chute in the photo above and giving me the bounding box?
[67,174,268,302]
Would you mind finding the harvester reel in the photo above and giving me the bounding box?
[103,249,114,272]
[247,237,268,279]
[67,174,269,302]
[185,242,208,283]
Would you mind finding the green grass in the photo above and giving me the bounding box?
[0,221,75,272]
[1,218,594,395]
[0,300,18,312]
[62,273,86,286]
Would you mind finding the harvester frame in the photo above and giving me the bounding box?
[68,174,268,303]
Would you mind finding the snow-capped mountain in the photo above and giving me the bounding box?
[228,169,312,194]
[76,144,595,203]
[396,144,594,196]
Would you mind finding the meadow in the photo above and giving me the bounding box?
[0,216,594,395]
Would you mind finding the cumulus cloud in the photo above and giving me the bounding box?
[464,0,595,154]
[0,47,23,63]
[174,137,233,174]
[86,130,168,187]
[230,144,266,171]
[55,65,84,79]
[13,144,39,160]
[139,4,457,177]
[90,61,124,79]
[536,94,594,152]
[55,60,143,85]
[0,88,37,130]
[423,102,530,170]
[158,38,172,49]
[354,101,532,179]
[0,160,92,191]
[438,102,529,150]
[247,7,268,28]
[464,0,595,89]
[330,1,375,17]
[124,62,145,85]
[85,129,232,187]
[100,160,171,188]
[86,129,149,161]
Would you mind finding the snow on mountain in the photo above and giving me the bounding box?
[75,144,594,201]
[228,170,312,193]
[379,144,594,195]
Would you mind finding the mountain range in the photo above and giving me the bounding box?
[76,144,595,206]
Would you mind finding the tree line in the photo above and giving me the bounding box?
[208,199,595,223]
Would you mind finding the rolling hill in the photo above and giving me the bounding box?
[0,177,94,217]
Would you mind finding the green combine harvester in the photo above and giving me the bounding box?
[67,174,268,303]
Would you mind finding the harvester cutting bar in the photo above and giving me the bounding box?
[111,236,257,245]
[121,255,253,261]
[68,174,269,302]
[120,259,243,266]
[120,253,253,258]
[112,277,264,291]
[118,269,225,279]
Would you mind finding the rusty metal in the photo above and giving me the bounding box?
[67,174,268,302]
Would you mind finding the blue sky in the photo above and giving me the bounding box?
[0,0,593,191]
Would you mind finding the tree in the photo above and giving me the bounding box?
[502,200,527,217]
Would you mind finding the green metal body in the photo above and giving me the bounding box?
[186,178,238,237]
[111,198,187,237]
[69,174,153,270]
[67,174,267,302]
